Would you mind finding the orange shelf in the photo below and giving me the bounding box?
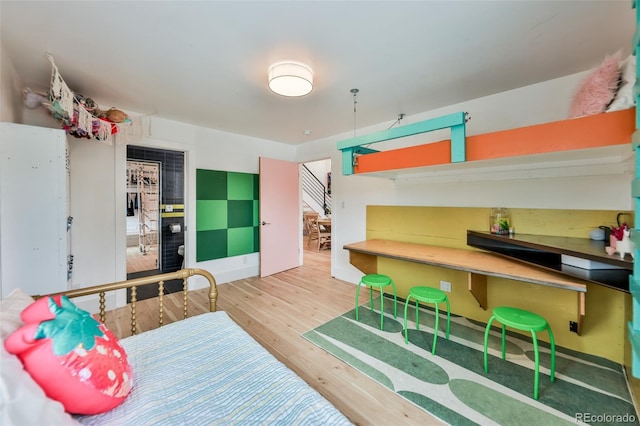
[354,108,635,174]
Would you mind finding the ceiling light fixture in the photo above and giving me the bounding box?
[268,61,313,97]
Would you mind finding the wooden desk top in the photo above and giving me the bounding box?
[343,239,587,293]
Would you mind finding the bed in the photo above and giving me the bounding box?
[1,268,352,425]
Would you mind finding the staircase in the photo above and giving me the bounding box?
[302,164,331,215]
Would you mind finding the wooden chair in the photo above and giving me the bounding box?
[306,214,331,251]
[303,212,318,236]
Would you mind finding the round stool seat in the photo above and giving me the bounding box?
[403,286,450,354]
[355,274,397,330]
[493,307,548,331]
[361,274,392,287]
[408,286,447,303]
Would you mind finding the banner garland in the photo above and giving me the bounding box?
[43,54,148,144]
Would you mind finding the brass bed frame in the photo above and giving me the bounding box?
[36,268,217,336]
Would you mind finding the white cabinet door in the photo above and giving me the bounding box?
[1,123,68,297]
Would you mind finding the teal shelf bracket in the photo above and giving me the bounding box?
[628,322,640,377]
[632,178,640,198]
[632,129,640,151]
[631,0,640,380]
[337,111,468,175]
[626,0,640,378]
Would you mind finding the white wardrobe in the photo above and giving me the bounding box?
[0,123,69,298]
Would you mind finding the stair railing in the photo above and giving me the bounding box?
[302,165,331,215]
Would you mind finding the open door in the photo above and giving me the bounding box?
[259,157,300,277]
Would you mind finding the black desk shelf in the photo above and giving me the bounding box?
[467,230,632,292]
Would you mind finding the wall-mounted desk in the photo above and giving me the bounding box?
[343,239,589,335]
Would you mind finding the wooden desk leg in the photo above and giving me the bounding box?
[468,273,487,310]
[349,252,377,275]
[577,292,585,336]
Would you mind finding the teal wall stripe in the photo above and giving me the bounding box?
[630,0,640,380]
[631,178,640,198]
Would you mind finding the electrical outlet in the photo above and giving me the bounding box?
[440,280,452,292]
[569,321,578,333]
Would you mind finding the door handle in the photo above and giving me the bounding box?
[261,221,271,226]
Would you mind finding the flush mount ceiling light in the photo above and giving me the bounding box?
[268,61,313,97]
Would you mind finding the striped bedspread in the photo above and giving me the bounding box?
[76,311,351,425]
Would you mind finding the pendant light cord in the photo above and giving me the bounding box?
[350,88,359,138]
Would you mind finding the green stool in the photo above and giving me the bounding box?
[355,274,397,330]
[483,306,556,400]
[403,286,450,354]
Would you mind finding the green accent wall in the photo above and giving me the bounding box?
[196,169,259,261]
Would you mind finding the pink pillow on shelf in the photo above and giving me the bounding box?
[569,52,622,118]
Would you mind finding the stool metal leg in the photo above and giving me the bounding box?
[432,303,440,354]
[379,288,385,330]
[532,330,540,400]
[369,286,374,310]
[355,281,362,321]
[445,298,451,339]
[548,325,556,382]
[483,316,496,373]
[415,299,420,330]
[501,324,507,359]
[403,297,411,344]
[390,280,398,318]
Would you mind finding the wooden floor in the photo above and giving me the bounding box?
[126,245,158,273]
[104,237,443,426]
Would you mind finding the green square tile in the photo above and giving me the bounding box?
[228,200,253,228]
[228,172,255,200]
[196,230,227,261]
[253,200,260,226]
[253,226,260,252]
[253,174,260,200]
[196,169,227,200]
[196,200,227,231]
[228,227,256,256]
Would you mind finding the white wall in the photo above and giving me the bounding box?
[2,41,633,297]
[297,71,634,285]
[0,43,23,124]
[186,120,297,284]
[12,101,298,294]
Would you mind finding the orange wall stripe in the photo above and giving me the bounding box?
[355,140,450,174]
[354,108,635,174]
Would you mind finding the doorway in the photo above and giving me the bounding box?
[126,160,161,274]
[301,159,332,271]
[126,146,185,302]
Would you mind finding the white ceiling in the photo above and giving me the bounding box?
[1,1,635,145]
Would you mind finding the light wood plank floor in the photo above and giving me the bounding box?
[104,238,443,426]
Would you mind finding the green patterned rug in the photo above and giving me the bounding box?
[303,297,638,425]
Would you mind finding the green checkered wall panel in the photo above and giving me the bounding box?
[196,200,227,231]
[196,169,259,261]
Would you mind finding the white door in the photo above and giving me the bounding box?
[0,123,68,297]
[259,157,300,277]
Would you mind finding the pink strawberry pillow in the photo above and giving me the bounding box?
[4,295,133,415]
